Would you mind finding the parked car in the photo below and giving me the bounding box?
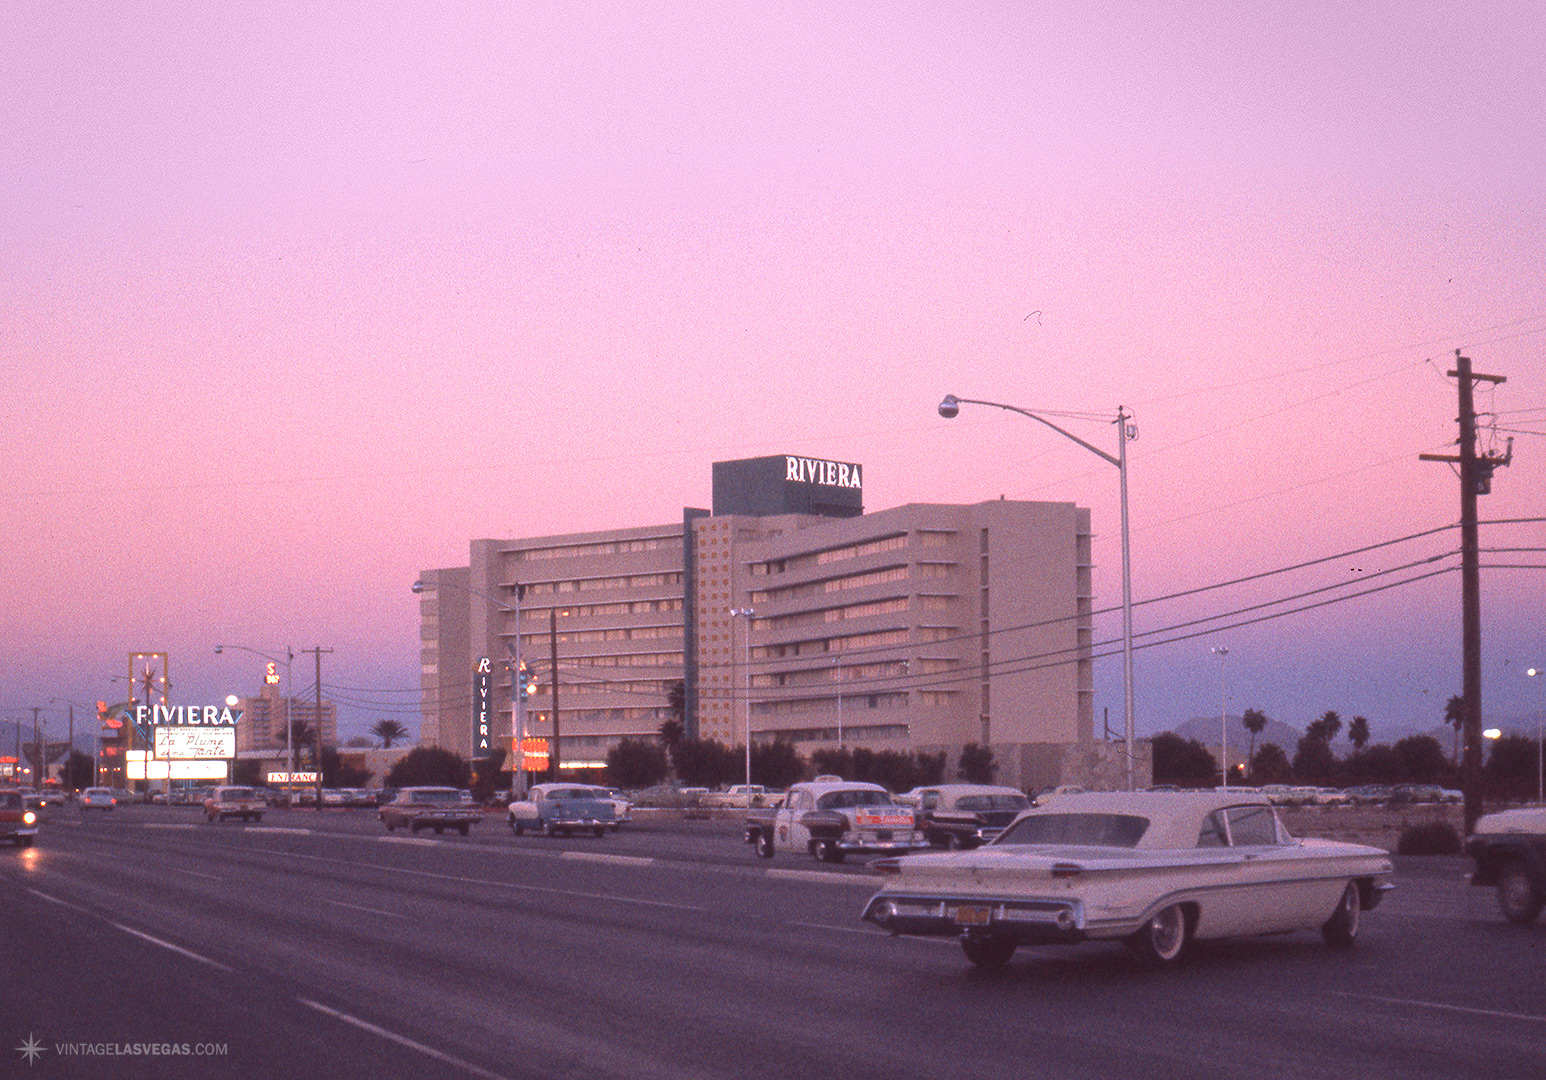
[507,784,616,837]
[745,780,930,863]
[1344,785,1392,805]
[79,787,117,811]
[1466,807,1546,924]
[861,790,1394,970]
[0,789,40,847]
[911,784,1031,850]
[701,785,783,809]
[203,786,267,823]
[1032,784,1086,806]
[379,787,484,835]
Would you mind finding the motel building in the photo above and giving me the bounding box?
[418,456,1142,792]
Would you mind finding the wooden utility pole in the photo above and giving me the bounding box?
[1420,351,1509,833]
[549,608,561,778]
[299,646,334,810]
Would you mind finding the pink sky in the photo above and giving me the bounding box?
[3,2,1542,748]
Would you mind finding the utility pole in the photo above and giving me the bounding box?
[300,647,333,811]
[549,608,561,779]
[31,707,43,790]
[1420,350,1510,833]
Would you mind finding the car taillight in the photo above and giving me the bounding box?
[872,858,902,875]
[1050,862,1083,879]
[23,811,36,826]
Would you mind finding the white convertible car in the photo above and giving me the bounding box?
[861,790,1393,970]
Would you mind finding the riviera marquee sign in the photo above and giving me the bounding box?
[135,704,244,726]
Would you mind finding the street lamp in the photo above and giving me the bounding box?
[1212,646,1229,789]
[730,607,756,790]
[215,644,294,798]
[939,394,1138,789]
[414,578,528,794]
[1528,668,1543,804]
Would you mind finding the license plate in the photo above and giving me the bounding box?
[952,904,992,927]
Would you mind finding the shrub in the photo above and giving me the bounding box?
[1396,821,1462,856]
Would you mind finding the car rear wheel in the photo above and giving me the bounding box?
[510,818,524,835]
[755,830,775,858]
[1498,863,1544,925]
[458,823,470,836]
[960,935,1016,970]
[1322,882,1362,947]
[1127,904,1189,967]
[813,839,845,864]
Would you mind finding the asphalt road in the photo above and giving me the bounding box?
[1,805,1542,1080]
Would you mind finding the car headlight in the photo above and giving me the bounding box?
[23,811,37,826]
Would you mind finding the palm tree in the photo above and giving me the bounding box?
[1347,715,1371,751]
[1307,710,1342,743]
[1241,708,1268,775]
[1443,695,1464,762]
[371,718,408,748]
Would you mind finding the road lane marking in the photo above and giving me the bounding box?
[173,868,223,881]
[248,826,312,835]
[26,888,94,915]
[766,868,879,886]
[28,887,235,971]
[378,835,441,847]
[143,823,199,830]
[561,851,656,867]
[298,999,516,1080]
[1332,991,1546,1025]
[323,898,406,919]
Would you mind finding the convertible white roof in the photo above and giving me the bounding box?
[1025,790,1274,849]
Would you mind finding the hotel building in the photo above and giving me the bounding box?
[419,456,1134,790]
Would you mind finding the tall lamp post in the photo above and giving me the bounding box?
[1528,668,1544,804]
[730,607,756,790]
[1212,646,1229,788]
[939,394,1138,789]
[215,645,294,799]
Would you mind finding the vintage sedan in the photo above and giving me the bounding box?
[203,785,267,823]
[379,786,484,835]
[1466,807,1546,924]
[507,784,616,837]
[913,784,1031,849]
[861,791,1393,970]
[0,789,40,847]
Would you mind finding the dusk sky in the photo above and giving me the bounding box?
[4,2,1542,753]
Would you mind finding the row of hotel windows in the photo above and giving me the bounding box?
[748,531,957,577]
[517,572,684,596]
[510,536,681,561]
[516,599,685,621]
[756,595,957,632]
[748,561,954,604]
[515,624,681,646]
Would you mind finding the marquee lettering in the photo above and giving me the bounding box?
[783,456,862,489]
